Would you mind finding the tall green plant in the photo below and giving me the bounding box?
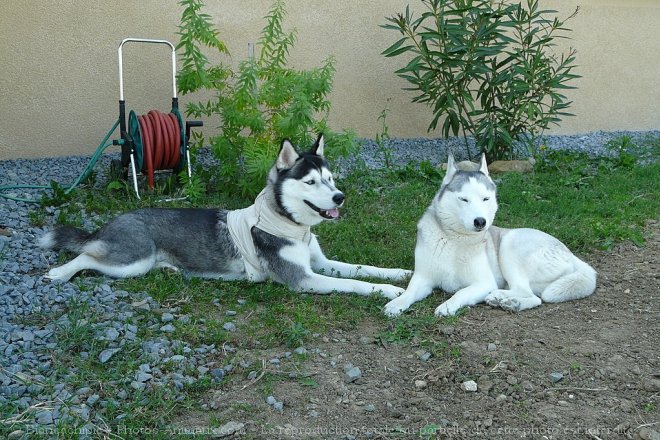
[382,0,580,161]
[177,0,356,197]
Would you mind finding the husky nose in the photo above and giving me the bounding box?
[474,217,486,230]
[333,193,345,206]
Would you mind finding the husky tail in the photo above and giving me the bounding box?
[39,226,99,255]
[541,257,597,303]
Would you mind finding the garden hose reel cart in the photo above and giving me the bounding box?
[114,38,203,198]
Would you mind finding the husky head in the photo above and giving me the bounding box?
[434,153,498,235]
[269,134,345,226]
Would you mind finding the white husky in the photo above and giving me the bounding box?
[384,154,597,317]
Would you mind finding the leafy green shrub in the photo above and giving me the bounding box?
[177,0,356,197]
[382,0,580,161]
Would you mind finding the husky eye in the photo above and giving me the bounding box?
[305,179,315,185]
[483,197,490,201]
[459,197,468,203]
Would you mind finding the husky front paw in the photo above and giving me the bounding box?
[374,284,404,300]
[434,300,462,317]
[45,267,73,282]
[383,296,411,317]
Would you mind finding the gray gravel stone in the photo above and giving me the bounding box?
[222,322,236,332]
[105,328,120,341]
[130,381,146,391]
[211,368,225,382]
[99,348,120,364]
[159,324,175,333]
[161,313,175,322]
[36,409,54,425]
[135,372,153,382]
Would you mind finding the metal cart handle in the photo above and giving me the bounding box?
[118,38,177,101]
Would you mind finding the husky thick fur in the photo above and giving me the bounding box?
[40,135,409,299]
[384,153,597,316]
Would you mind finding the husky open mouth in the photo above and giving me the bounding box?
[304,200,339,219]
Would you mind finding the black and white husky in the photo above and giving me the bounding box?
[40,135,410,298]
[384,153,597,316]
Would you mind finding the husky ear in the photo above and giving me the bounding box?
[478,153,489,177]
[441,152,457,187]
[310,134,325,157]
[276,139,300,170]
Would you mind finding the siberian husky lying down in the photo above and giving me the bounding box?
[40,135,410,298]
[384,153,597,316]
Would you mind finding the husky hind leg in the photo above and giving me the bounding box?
[489,229,596,310]
[485,288,542,312]
[540,257,597,303]
[46,254,157,282]
[42,223,159,282]
[485,257,543,312]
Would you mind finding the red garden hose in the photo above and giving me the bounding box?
[135,110,181,188]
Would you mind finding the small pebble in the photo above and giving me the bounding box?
[414,380,428,389]
[344,366,362,383]
[549,372,564,383]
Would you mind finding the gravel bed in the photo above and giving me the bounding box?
[0,130,657,433]
[352,129,660,169]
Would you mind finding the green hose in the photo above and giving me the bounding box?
[0,119,122,204]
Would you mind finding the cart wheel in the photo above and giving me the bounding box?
[109,159,128,181]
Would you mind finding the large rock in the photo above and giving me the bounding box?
[488,159,535,174]
[440,161,480,171]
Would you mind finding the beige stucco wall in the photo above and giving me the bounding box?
[0,0,658,160]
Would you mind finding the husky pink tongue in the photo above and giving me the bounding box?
[325,208,339,219]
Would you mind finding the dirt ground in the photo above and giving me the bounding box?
[177,223,659,439]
